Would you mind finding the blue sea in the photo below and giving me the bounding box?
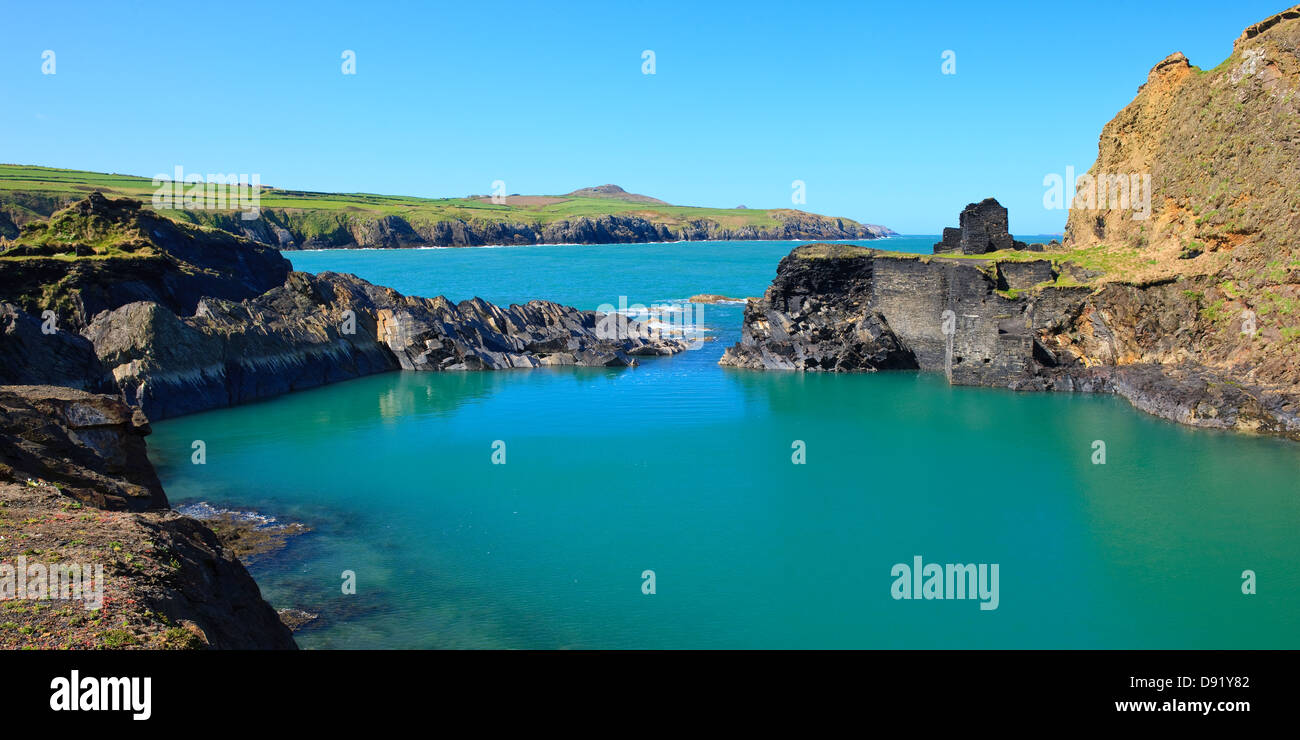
[146,238,1300,648]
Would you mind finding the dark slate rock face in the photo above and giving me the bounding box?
[721,245,1049,384]
[0,303,116,393]
[934,227,962,254]
[79,270,689,420]
[996,260,1056,290]
[932,197,1026,255]
[720,244,1300,440]
[0,385,166,511]
[721,246,915,371]
[0,193,291,331]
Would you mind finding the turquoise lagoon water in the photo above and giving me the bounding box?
[147,238,1300,649]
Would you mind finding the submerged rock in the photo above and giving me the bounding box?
[178,503,311,563]
[688,294,747,304]
[276,608,320,633]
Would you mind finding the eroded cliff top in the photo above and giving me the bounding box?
[791,241,1136,294]
[0,193,291,330]
[1060,3,1300,384]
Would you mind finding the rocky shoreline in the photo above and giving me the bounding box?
[1,190,895,251]
[3,5,1298,654]
[0,193,692,648]
[1,193,690,421]
[719,243,1299,440]
[720,9,1300,442]
[0,386,296,649]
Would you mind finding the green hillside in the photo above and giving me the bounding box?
[0,164,890,247]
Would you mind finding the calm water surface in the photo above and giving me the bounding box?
[148,238,1300,648]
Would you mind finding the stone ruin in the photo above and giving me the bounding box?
[933,197,1048,255]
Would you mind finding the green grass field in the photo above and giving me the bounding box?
[0,163,853,233]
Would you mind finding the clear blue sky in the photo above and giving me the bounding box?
[0,0,1287,233]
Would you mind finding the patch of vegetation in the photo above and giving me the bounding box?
[794,243,876,260]
[1202,298,1232,323]
[99,629,138,648]
[1256,291,1296,317]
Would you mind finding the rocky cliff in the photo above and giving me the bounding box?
[1057,4,1300,394]
[0,386,295,649]
[0,194,689,420]
[0,178,896,250]
[0,193,290,332]
[199,207,893,249]
[721,7,1300,441]
[85,270,687,420]
[721,243,1299,439]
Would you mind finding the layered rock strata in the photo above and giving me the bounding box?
[720,245,1299,439]
[0,195,689,420]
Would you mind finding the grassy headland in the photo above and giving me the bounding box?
[0,164,892,248]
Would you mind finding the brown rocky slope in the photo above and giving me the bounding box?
[1060,5,1300,391]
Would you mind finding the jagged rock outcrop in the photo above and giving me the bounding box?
[82,275,398,420]
[0,302,116,392]
[718,245,916,371]
[81,270,687,420]
[1060,5,1300,391]
[720,244,1300,439]
[0,385,165,511]
[0,385,295,649]
[0,194,690,420]
[721,245,1047,383]
[0,192,290,331]
[723,8,1300,441]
